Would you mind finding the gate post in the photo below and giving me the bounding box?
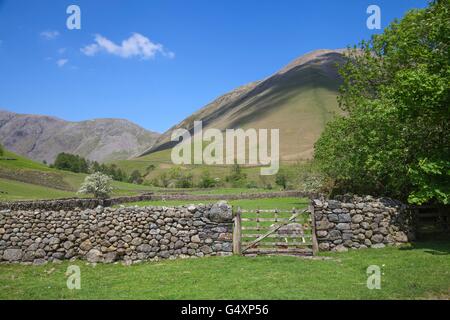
[309,203,319,255]
[233,207,242,255]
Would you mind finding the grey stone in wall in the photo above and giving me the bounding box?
[0,202,233,264]
[312,196,413,252]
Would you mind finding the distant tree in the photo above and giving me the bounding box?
[129,170,143,184]
[53,153,89,173]
[167,166,193,188]
[90,161,101,173]
[176,173,193,188]
[157,172,170,188]
[275,168,289,190]
[246,181,258,189]
[78,172,113,198]
[226,163,247,187]
[87,161,129,182]
[113,167,128,182]
[198,170,216,188]
[0,143,4,157]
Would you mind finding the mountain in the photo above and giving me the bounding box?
[0,110,160,164]
[142,49,346,161]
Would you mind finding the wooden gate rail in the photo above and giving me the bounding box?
[241,209,307,253]
[233,206,316,256]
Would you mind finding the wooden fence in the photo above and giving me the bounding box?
[233,207,316,256]
[411,205,450,239]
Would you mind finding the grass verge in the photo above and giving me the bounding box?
[0,241,448,299]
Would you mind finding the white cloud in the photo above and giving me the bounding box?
[58,48,66,54]
[40,30,60,40]
[56,59,68,67]
[81,33,174,60]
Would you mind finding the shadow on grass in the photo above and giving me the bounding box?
[399,241,450,255]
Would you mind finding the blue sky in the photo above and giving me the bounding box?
[0,0,428,132]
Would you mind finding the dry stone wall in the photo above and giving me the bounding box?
[0,194,156,211]
[0,201,233,265]
[0,191,317,211]
[312,196,414,252]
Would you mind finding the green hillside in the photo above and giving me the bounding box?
[0,178,76,201]
[0,149,154,201]
[111,147,279,188]
[142,49,345,162]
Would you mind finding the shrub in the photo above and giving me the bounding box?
[225,164,247,187]
[129,170,143,184]
[246,181,258,189]
[293,161,325,193]
[175,173,193,188]
[264,183,273,190]
[78,172,113,198]
[275,168,289,190]
[198,170,217,188]
[166,166,194,188]
[156,172,170,188]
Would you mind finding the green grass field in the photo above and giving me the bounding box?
[0,150,156,201]
[0,178,77,200]
[0,149,294,201]
[1,241,448,299]
[188,187,275,195]
[122,197,308,210]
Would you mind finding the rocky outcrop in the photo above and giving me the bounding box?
[0,202,233,264]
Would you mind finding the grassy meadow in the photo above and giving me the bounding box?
[121,197,308,210]
[0,241,448,300]
[0,178,76,201]
[0,148,301,201]
[0,150,155,201]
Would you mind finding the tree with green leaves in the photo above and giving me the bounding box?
[129,170,143,185]
[275,168,289,190]
[157,172,170,188]
[225,163,247,187]
[78,172,113,198]
[314,0,449,204]
[167,166,193,188]
[53,153,89,173]
[198,170,216,188]
[0,143,4,157]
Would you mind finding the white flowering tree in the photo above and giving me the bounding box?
[78,172,113,198]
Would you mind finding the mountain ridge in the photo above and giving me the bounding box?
[141,49,346,161]
[0,109,160,164]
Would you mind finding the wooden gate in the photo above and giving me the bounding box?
[412,205,450,240]
[233,206,318,256]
